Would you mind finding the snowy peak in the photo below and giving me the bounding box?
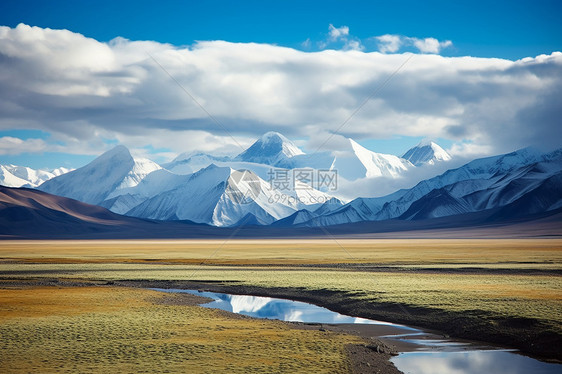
[97,144,134,166]
[0,164,72,188]
[402,140,451,166]
[38,145,161,205]
[236,131,304,166]
[164,152,232,175]
[335,138,412,179]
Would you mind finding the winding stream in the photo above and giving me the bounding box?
[155,288,560,374]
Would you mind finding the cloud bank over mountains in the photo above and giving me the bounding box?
[0,23,561,160]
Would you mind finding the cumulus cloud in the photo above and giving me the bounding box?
[413,37,452,53]
[0,137,47,155]
[375,34,403,53]
[0,24,561,160]
[320,24,363,51]
[375,34,453,54]
[343,39,364,51]
[328,24,349,41]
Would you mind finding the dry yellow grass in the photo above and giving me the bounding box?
[1,238,560,363]
[0,286,360,373]
[0,239,560,330]
[1,238,561,265]
[1,263,560,328]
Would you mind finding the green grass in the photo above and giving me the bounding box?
[1,263,560,329]
[0,287,358,373]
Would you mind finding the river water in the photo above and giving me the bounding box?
[154,289,560,374]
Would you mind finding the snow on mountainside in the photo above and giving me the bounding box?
[34,140,340,226]
[100,169,187,214]
[0,164,72,188]
[400,155,562,221]
[6,131,559,229]
[295,147,562,227]
[163,152,231,175]
[38,145,161,206]
[236,132,304,165]
[336,139,413,179]
[280,138,414,181]
[127,164,337,226]
[402,140,452,166]
[10,132,462,227]
[236,132,417,181]
[160,132,449,184]
[161,132,425,184]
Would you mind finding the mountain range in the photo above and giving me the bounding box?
[1,131,561,232]
[34,132,451,226]
[281,147,562,227]
[0,164,71,188]
[1,184,560,239]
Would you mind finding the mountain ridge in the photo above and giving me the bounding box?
[7,131,558,229]
[289,147,562,227]
[1,184,560,239]
[402,140,452,166]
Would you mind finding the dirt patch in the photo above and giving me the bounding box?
[346,344,402,374]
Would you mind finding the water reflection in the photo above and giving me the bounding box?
[392,351,561,374]
[156,289,561,374]
[163,289,409,326]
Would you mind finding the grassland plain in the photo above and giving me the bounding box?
[0,239,560,362]
[0,286,370,373]
[1,238,560,264]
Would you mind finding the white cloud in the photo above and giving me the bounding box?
[0,137,47,155]
[328,24,349,41]
[376,34,403,53]
[412,37,453,53]
[343,39,364,51]
[446,142,493,159]
[375,34,453,54]
[321,24,363,51]
[0,24,561,159]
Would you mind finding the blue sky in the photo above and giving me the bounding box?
[0,0,561,169]
[2,0,561,59]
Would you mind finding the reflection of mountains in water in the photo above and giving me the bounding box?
[392,350,561,374]
[217,294,363,323]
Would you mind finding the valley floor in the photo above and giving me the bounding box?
[0,239,560,372]
[0,284,382,373]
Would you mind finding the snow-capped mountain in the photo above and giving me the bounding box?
[7,130,560,229]
[0,164,72,188]
[279,138,414,181]
[332,139,413,179]
[290,147,562,227]
[236,132,305,165]
[23,131,458,227]
[402,140,452,166]
[38,145,161,206]
[163,152,231,175]
[162,132,422,183]
[99,168,187,214]
[37,141,340,226]
[127,164,338,226]
[400,153,562,220]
